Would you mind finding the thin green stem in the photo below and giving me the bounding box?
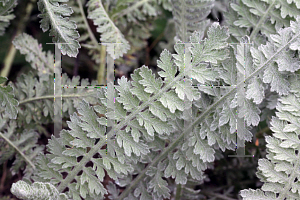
[249,1,276,42]
[18,93,96,105]
[0,0,36,81]
[111,0,151,21]
[0,44,16,81]
[0,91,97,114]
[79,0,109,85]
[76,0,99,48]
[0,132,35,169]
[97,45,106,84]
[174,184,182,200]
[0,0,17,16]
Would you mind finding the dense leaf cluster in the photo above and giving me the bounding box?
[0,0,300,199]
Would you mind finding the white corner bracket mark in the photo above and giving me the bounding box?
[183,43,193,141]
[47,42,119,141]
[182,39,254,158]
[54,44,62,138]
[228,37,254,158]
[105,43,116,146]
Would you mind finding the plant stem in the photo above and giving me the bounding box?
[249,1,276,42]
[77,0,107,84]
[1,43,16,81]
[145,31,165,66]
[117,81,237,200]
[111,0,151,21]
[174,184,182,200]
[0,132,36,169]
[97,45,106,84]
[18,92,97,105]
[0,91,97,114]
[0,0,17,15]
[0,0,36,80]
[76,0,99,47]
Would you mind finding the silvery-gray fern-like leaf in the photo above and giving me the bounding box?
[111,0,159,23]
[0,117,44,180]
[87,0,130,59]
[171,0,214,42]
[10,23,231,200]
[248,16,300,97]
[110,0,158,57]
[11,180,68,200]
[30,99,134,199]
[12,33,54,76]
[37,0,81,57]
[0,76,18,119]
[224,0,300,46]
[66,0,103,65]
[6,72,98,129]
[240,74,300,199]
[158,0,172,11]
[115,23,234,199]
[0,0,17,36]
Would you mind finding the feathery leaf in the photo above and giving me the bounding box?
[37,0,81,57]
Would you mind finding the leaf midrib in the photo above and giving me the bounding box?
[57,28,300,197]
[117,27,300,199]
[42,0,68,43]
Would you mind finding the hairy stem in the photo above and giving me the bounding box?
[76,0,99,47]
[0,132,36,169]
[249,1,276,42]
[179,0,188,42]
[0,91,97,114]
[76,0,105,84]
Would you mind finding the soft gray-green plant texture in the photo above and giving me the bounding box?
[37,0,81,57]
[86,0,130,59]
[0,0,17,36]
[0,0,300,199]
[240,75,300,199]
